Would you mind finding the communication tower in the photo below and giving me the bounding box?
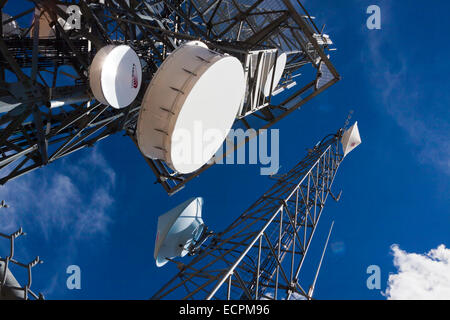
[152,122,361,300]
[0,0,339,195]
[0,226,43,300]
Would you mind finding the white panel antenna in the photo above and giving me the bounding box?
[238,50,288,118]
[341,121,362,157]
[316,60,334,90]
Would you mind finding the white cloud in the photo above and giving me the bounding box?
[0,147,116,239]
[384,244,450,300]
[0,148,116,297]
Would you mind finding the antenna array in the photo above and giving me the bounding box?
[0,1,358,301]
[0,0,339,195]
[152,127,348,300]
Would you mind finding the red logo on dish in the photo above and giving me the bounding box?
[132,64,139,89]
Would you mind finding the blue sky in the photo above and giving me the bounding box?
[0,0,449,299]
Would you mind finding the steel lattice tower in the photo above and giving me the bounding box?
[0,227,43,300]
[152,127,351,300]
[0,0,339,195]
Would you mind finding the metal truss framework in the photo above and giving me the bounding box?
[0,227,43,300]
[0,0,340,195]
[152,129,344,300]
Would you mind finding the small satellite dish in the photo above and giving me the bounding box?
[137,41,246,174]
[154,197,207,267]
[89,45,142,109]
[341,121,361,157]
[262,53,287,97]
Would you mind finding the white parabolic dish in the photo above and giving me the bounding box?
[137,41,246,174]
[89,45,142,109]
[154,197,204,267]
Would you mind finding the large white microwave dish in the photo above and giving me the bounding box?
[89,45,142,109]
[137,41,246,174]
[262,52,287,97]
[154,197,204,267]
